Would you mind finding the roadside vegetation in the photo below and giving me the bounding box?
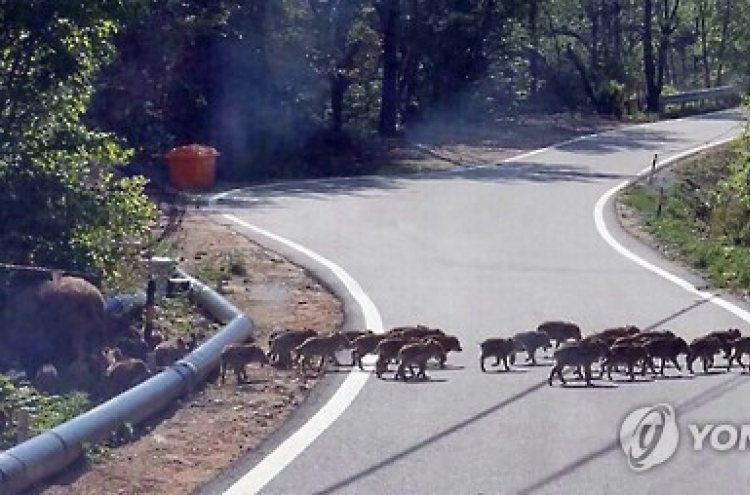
[0,283,223,456]
[621,109,750,293]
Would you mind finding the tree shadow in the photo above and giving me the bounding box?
[558,126,690,155]
[514,361,554,368]
[555,381,619,390]
[324,367,358,374]
[430,364,465,371]
[640,298,713,331]
[313,379,549,494]
[515,373,750,494]
[379,376,449,384]
[209,159,637,211]
[202,110,745,223]
[691,369,727,376]
[482,368,529,374]
[652,373,695,381]
[605,376,655,384]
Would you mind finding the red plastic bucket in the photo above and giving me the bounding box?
[165,144,219,190]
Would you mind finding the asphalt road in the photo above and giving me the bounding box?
[202,110,750,495]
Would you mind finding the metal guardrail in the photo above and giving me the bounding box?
[0,271,253,494]
[659,85,740,111]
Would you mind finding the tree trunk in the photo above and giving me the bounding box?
[656,0,680,92]
[528,0,540,96]
[714,0,732,86]
[698,4,711,87]
[398,0,420,125]
[330,74,347,133]
[376,0,401,137]
[613,0,623,67]
[643,0,660,112]
[566,44,597,106]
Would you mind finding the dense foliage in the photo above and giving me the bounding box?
[708,120,750,245]
[88,0,750,180]
[1,0,750,281]
[0,2,155,282]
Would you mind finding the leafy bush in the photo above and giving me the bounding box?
[0,3,156,282]
[708,129,750,245]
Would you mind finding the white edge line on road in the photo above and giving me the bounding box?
[594,136,750,324]
[220,213,383,495]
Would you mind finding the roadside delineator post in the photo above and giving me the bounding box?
[648,153,658,184]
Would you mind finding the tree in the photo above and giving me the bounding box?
[643,0,681,112]
[308,0,370,133]
[374,0,401,136]
[78,0,750,184]
[543,0,637,115]
[691,0,744,88]
[0,2,156,282]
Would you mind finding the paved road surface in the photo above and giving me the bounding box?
[202,110,750,494]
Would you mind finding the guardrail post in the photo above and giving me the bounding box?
[15,409,30,443]
[656,187,664,217]
[648,154,658,184]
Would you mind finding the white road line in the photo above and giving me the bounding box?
[220,214,383,495]
[594,137,750,324]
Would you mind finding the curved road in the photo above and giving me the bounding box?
[202,110,749,494]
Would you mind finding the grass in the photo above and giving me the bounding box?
[192,248,249,294]
[0,374,92,450]
[620,145,750,292]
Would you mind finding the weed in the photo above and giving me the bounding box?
[621,146,750,291]
[193,249,248,288]
[0,375,91,449]
[227,249,248,276]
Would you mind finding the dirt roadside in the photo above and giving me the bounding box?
[36,116,622,495]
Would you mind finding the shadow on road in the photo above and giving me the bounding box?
[482,368,529,374]
[558,127,688,155]
[515,373,750,495]
[206,111,744,211]
[210,160,635,210]
[313,379,549,495]
[642,297,712,331]
[313,296,749,495]
[556,381,619,390]
[309,372,748,495]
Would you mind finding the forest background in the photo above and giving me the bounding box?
[1,0,749,284]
